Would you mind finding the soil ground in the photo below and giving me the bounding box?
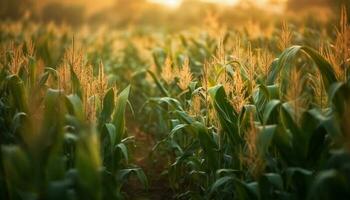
[124,125,173,200]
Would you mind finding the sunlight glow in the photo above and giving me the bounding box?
[149,0,183,8]
[202,0,240,6]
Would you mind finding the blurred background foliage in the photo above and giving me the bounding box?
[0,0,349,29]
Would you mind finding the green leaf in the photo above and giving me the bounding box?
[103,123,116,152]
[258,173,283,199]
[257,125,277,157]
[328,82,350,115]
[148,97,184,111]
[268,46,337,92]
[192,121,218,170]
[98,88,115,130]
[1,146,31,190]
[216,169,241,177]
[263,100,281,125]
[263,173,283,190]
[147,69,170,97]
[208,85,239,146]
[282,102,319,165]
[169,124,188,138]
[6,75,28,113]
[210,176,235,194]
[115,143,128,164]
[40,89,65,151]
[65,94,84,121]
[116,168,148,189]
[113,85,131,144]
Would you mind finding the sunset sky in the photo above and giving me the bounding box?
[81,0,288,8]
[53,0,288,14]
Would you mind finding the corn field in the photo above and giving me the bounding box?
[1,1,350,200]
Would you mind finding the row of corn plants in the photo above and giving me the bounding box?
[0,6,349,200]
[144,8,350,199]
[0,38,147,199]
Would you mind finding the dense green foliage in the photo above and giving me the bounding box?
[1,6,350,200]
[0,32,147,199]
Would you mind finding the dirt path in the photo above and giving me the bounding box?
[124,125,173,200]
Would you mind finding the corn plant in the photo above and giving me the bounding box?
[0,41,147,200]
[144,14,350,199]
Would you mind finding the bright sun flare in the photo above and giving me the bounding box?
[149,0,183,8]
